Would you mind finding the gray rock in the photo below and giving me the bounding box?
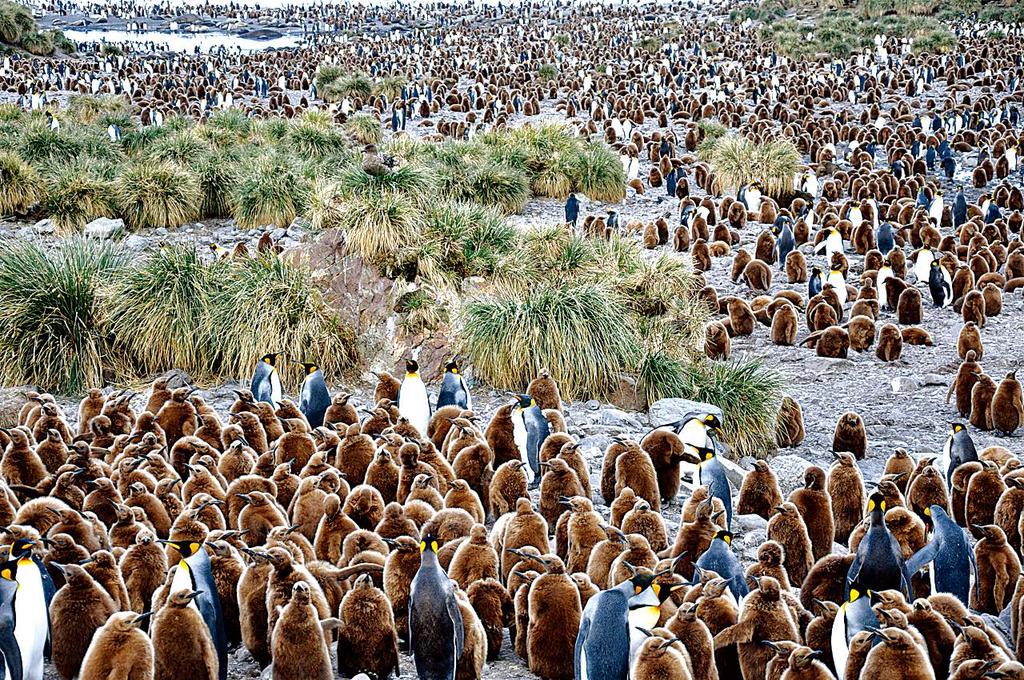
[769,454,810,496]
[891,377,921,393]
[599,408,642,430]
[83,217,124,239]
[122,235,151,252]
[648,398,723,426]
[732,513,769,562]
[0,387,28,427]
[577,435,612,455]
[585,400,601,411]
[33,218,53,234]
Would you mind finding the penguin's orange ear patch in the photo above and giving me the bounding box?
[419,541,427,553]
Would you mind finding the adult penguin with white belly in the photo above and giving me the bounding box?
[512,393,549,488]
[3,540,50,680]
[928,259,953,308]
[913,245,937,284]
[157,539,227,680]
[398,358,431,438]
[250,352,283,408]
[0,562,22,680]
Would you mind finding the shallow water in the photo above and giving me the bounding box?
[62,28,300,51]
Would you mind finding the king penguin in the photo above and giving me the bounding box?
[691,442,733,529]
[938,421,978,489]
[575,569,665,680]
[654,412,721,452]
[436,359,472,411]
[409,534,464,680]
[398,359,431,438]
[809,266,824,298]
[847,493,912,598]
[772,217,795,269]
[814,226,844,261]
[250,352,283,408]
[695,530,747,600]
[928,259,952,308]
[296,361,330,429]
[4,540,50,680]
[913,245,936,284]
[826,268,848,308]
[513,393,549,488]
[875,222,896,256]
[0,562,22,680]
[158,540,227,680]
[906,504,977,605]
[831,582,880,680]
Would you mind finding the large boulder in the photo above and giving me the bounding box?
[648,398,723,426]
[768,454,810,497]
[84,217,124,239]
[0,388,28,427]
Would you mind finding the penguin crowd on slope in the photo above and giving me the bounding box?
[0,351,1020,680]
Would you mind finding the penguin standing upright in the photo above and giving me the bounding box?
[939,421,978,488]
[0,562,24,680]
[913,246,936,284]
[814,227,844,261]
[826,268,848,308]
[875,222,896,256]
[409,534,464,680]
[575,570,664,680]
[296,361,330,429]
[928,260,952,308]
[158,540,227,680]
[4,541,50,680]
[847,493,912,598]
[831,583,880,680]
[398,359,431,438]
[906,504,977,605]
[692,442,733,529]
[773,217,795,268]
[436,359,472,411]
[513,394,549,487]
[809,266,824,298]
[250,352,283,408]
[695,530,748,600]
[565,193,580,227]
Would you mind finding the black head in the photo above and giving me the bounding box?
[298,362,318,375]
[715,530,733,545]
[0,559,16,581]
[445,358,459,373]
[260,352,282,366]
[9,538,34,560]
[406,359,419,374]
[419,533,439,554]
[514,393,534,409]
[866,492,886,514]
[157,539,203,558]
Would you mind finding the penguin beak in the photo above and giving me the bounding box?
[49,562,66,576]
[132,612,152,626]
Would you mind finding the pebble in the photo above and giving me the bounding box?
[891,376,921,393]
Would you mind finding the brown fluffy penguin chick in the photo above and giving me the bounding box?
[621,499,669,553]
[804,600,838,672]
[779,645,832,680]
[613,440,661,512]
[714,576,799,680]
[832,411,867,460]
[876,322,904,361]
[970,373,998,431]
[490,460,529,516]
[972,524,1021,614]
[763,640,799,680]
[237,490,287,547]
[373,371,401,403]
[948,351,982,418]
[449,524,499,589]
[771,302,799,345]
[336,573,400,680]
[966,461,1006,533]
[789,466,833,561]
[456,589,488,680]
[705,321,732,360]
[272,581,335,680]
[527,368,562,412]
[383,536,421,642]
[79,610,153,680]
[467,578,513,662]
[907,598,955,680]
[745,541,791,591]
[539,458,584,529]
[767,502,814,587]
[828,451,866,544]
[585,526,627,590]
[323,392,358,428]
[119,528,167,613]
[445,479,486,524]
[156,387,198,451]
[152,589,217,680]
[666,603,718,680]
[738,460,784,520]
[862,627,934,680]
[50,563,117,680]
[958,321,984,360]
[641,429,687,503]
[336,424,376,485]
[527,557,581,680]
[992,372,1024,435]
[1,427,47,488]
[629,633,692,679]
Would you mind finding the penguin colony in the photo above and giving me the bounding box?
[1,1,1024,680]
[0,356,1022,680]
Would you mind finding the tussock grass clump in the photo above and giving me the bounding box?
[335,190,422,273]
[424,201,517,277]
[103,245,215,378]
[572,142,626,202]
[314,64,345,91]
[0,0,37,46]
[42,163,117,234]
[147,129,210,165]
[191,148,241,219]
[0,150,42,214]
[707,135,800,197]
[18,122,83,165]
[322,71,373,101]
[116,161,201,230]
[19,30,53,55]
[288,122,350,161]
[336,163,434,200]
[209,254,358,386]
[344,114,383,145]
[468,163,530,214]
[0,238,127,393]
[459,283,640,400]
[68,95,132,125]
[232,154,307,228]
[373,76,406,100]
